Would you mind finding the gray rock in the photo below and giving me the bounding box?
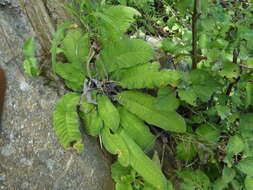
[0,1,113,190]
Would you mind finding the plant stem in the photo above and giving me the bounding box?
[86,49,95,80]
[191,0,199,70]
[226,48,240,96]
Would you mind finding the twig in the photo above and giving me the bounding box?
[34,52,50,58]
[191,0,199,70]
[86,48,95,80]
[237,63,253,70]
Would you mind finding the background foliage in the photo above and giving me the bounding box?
[23,0,253,189]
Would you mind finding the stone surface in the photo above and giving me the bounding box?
[0,1,113,190]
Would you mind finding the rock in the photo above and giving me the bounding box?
[0,1,113,190]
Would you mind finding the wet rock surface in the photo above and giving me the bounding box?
[0,0,113,189]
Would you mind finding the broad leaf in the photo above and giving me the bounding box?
[178,89,197,106]
[245,82,253,108]
[118,107,155,151]
[196,124,220,142]
[111,161,133,183]
[51,22,72,72]
[100,5,140,40]
[222,167,236,183]
[55,62,85,91]
[177,170,210,190]
[80,97,103,136]
[62,29,89,64]
[53,93,84,152]
[189,69,220,102]
[212,179,228,190]
[98,95,120,132]
[245,176,253,190]
[226,135,245,155]
[112,62,180,89]
[236,158,253,176]
[219,62,240,79]
[97,39,154,73]
[161,39,183,54]
[120,130,169,190]
[240,113,253,138]
[116,183,132,190]
[175,0,194,12]
[216,105,230,120]
[176,141,197,161]
[212,168,236,190]
[116,91,186,132]
[101,127,129,167]
[156,87,179,112]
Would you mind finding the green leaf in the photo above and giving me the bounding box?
[212,179,227,190]
[101,127,129,167]
[53,93,84,152]
[236,158,253,176]
[176,141,197,161]
[240,113,253,138]
[112,62,179,89]
[222,167,236,183]
[116,183,132,190]
[226,135,245,155]
[142,184,156,190]
[243,139,253,158]
[215,105,230,120]
[178,89,197,106]
[98,39,154,73]
[80,97,103,136]
[219,62,240,79]
[98,95,120,132]
[118,107,155,151]
[23,58,40,77]
[152,151,161,169]
[51,22,73,72]
[156,87,179,112]
[100,5,140,40]
[175,0,194,12]
[120,130,169,190]
[161,39,183,54]
[177,170,210,190]
[23,38,40,77]
[199,34,208,49]
[245,176,253,190]
[162,70,181,87]
[212,167,235,190]
[55,62,85,91]
[111,161,132,183]
[64,80,84,91]
[116,91,186,133]
[62,29,89,64]
[246,82,253,108]
[23,38,35,57]
[231,179,243,190]
[196,124,220,142]
[190,69,220,102]
[118,0,127,5]
[246,58,253,67]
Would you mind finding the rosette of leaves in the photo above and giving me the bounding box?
[50,3,186,190]
[22,0,253,189]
